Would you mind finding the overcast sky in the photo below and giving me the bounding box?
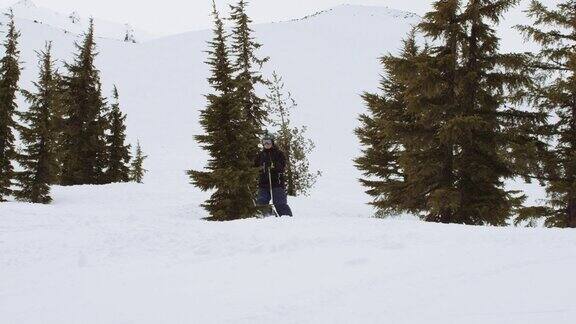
[0,0,562,36]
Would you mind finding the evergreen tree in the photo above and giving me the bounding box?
[357,0,541,225]
[0,11,21,202]
[229,0,269,157]
[49,71,66,184]
[14,43,58,204]
[68,12,80,24]
[130,140,147,183]
[266,71,320,196]
[60,19,109,185]
[105,86,131,183]
[451,0,537,225]
[188,2,258,221]
[403,1,463,223]
[355,32,427,218]
[516,0,576,228]
[124,24,136,43]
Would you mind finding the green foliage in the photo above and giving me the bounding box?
[130,140,147,183]
[106,86,131,183]
[188,2,258,221]
[0,10,21,201]
[14,43,59,204]
[516,0,576,228]
[60,20,109,185]
[229,0,269,158]
[357,0,543,225]
[355,33,425,217]
[49,71,66,184]
[266,71,320,196]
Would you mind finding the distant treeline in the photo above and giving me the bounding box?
[0,11,146,204]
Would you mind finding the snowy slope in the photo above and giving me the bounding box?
[1,3,574,324]
[3,0,155,42]
[2,187,576,323]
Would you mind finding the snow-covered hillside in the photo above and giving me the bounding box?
[1,3,575,324]
[2,0,154,42]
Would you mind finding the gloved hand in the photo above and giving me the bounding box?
[261,162,274,171]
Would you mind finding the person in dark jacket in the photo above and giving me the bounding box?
[254,134,293,217]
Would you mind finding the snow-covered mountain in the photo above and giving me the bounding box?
[1,3,575,324]
[2,0,155,42]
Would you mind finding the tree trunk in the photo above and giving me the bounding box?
[568,100,576,227]
[439,145,455,223]
[457,7,480,226]
[567,198,576,228]
[285,147,295,196]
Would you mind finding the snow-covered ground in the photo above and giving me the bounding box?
[2,185,576,323]
[1,2,575,323]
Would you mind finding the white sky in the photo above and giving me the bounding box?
[0,0,562,36]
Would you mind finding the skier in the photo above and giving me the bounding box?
[254,134,293,217]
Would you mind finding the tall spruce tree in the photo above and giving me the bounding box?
[60,19,109,185]
[355,32,427,218]
[229,0,269,158]
[516,0,576,228]
[105,86,131,183]
[451,0,537,225]
[0,11,21,202]
[402,5,462,224]
[130,140,147,183]
[188,2,258,221]
[49,70,66,184]
[266,71,320,196]
[357,0,541,225]
[14,43,58,204]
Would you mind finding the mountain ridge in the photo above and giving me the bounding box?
[143,3,421,44]
[3,0,155,42]
[290,4,421,23]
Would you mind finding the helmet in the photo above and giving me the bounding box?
[262,132,275,147]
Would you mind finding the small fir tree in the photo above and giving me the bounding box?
[130,140,147,183]
[0,10,21,201]
[188,2,258,221]
[105,86,131,183]
[516,0,576,228]
[68,12,80,24]
[124,24,136,43]
[266,71,320,196]
[15,43,58,204]
[60,19,109,185]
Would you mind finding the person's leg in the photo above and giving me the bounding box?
[272,187,293,216]
[256,187,271,206]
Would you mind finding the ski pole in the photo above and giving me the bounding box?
[267,163,279,217]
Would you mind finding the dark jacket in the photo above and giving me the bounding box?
[254,146,286,188]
